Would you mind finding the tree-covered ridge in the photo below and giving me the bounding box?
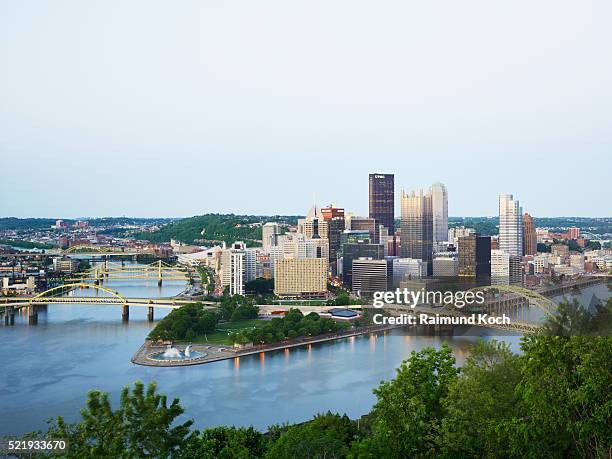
[136,214,301,246]
[448,216,612,236]
[31,336,612,458]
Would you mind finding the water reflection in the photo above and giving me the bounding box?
[0,278,609,436]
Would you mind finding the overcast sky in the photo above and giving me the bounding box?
[1,1,610,218]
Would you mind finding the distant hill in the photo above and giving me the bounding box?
[136,214,301,247]
[0,218,65,230]
[447,216,611,236]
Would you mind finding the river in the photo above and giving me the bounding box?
[0,266,609,435]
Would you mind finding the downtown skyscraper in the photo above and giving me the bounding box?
[499,194,523,257]
[369,173,394,234]
[522,212,537,256]
[430,182,448,243]
[400,189,433,273]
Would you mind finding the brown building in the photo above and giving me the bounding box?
[369,173,394,234]
[458,234,491,281]
[568,226,580,239]
[522,213,537,256]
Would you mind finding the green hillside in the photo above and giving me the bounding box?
[136,213,300,247]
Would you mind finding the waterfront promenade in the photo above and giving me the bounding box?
[132,324,400,367]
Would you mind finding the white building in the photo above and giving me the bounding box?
[262,222,280,253]
[430,182,448,244]
[268,233,328,275]
[448,226,475,248]
[491,249,522,285]
[221,249,245,295]
[533,255,549,274]
[499,194,523,257]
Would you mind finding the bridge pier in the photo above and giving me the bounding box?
[28,306,38,325]
[122,305,129,322]
[157,279,163,287]
[4,307,15,325]
[147,306,154,322]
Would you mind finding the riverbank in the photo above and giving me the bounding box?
[131,324,401,367]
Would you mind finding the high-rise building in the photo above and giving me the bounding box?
[221,249,245,295]
[458,234,491,281]
[298,205,328,240]
[568,227,580,239]
[262,222,280,253]
[274,258,328,298]
[347,216,379,243]
[430,182,448,244]
[342,242,385,287]
[320,205,345,221]
[522,213,537,256]
[352,259,388,298]
[491,250,522,285]
[448,226,475,248]
[400,189,433,274]
[369,174,394,234]
[499,194,523,257]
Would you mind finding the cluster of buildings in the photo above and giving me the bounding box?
[194,175,564,301]
[175,174,611,301]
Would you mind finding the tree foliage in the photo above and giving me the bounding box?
[148,303,219,341]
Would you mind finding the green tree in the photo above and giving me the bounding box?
[354,344,458,458]
[503,336,612,458]
[266,413,358,459]
[43,381,193,458]
[437,339,521,458]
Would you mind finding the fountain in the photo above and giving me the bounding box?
[163,345,182,359]
[147,344,206,362]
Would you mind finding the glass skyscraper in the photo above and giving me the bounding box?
[369,173,394,234]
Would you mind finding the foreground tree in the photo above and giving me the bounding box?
[437,339,522,458]
[266,412,359,459]
[44,381,193,458]
[351,344,458,458]
[504,336,612,458]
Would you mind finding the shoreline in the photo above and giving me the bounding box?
[131,324,401,367]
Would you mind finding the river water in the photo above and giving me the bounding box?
[0,267,609,435]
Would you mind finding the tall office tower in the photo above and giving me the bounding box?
[430,182,448,244]
[321,205,345,266]
[499,194,523,257]
[522,213,537,256]
[352,259,388,298]
[568,227,580,239]
[298,205,328,240]
[341,241,385,288]
[491,250,522,285]
[274,258,328,298]
[347,216,379,243]
[458,233,491,281]
[221,249,245,295]
[262,222,280,253]
[320,205,345,221]
[369,173,394,234]
[400,189,433,274]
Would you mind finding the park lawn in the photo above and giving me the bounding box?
[183,319,268,346]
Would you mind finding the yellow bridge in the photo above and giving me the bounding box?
[0,283,215,325]
[68,260,191,285]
